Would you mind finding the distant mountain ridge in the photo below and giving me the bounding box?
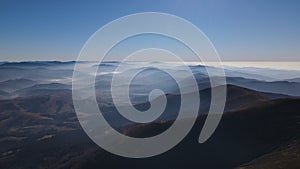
[0,61,76,67]
[0,79,37,92]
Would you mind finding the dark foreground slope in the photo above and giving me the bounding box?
[237,139,300,169]
[1,98,298,169]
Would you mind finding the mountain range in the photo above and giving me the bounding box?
[0,61,300,169]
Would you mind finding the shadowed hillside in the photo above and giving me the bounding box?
[1,97,299,169]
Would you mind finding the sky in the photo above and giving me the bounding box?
[0,0,299,61]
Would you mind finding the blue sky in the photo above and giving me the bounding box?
[0,0,299,61]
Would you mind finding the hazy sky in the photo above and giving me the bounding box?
[0,0,299,61]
